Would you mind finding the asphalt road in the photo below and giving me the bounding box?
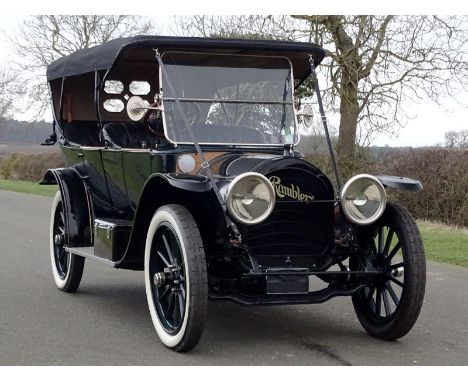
[1,189,467,365]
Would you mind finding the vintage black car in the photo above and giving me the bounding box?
[41,36,426,352]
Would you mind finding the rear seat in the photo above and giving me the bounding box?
[63,121,102,146]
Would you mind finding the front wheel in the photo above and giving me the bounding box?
[50,191,85,292]
[144,204,207,352]
[351,203,426,340]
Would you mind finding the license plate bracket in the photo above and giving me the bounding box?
[266,268,309,295]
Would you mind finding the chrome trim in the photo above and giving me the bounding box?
[164,97,293,105]
[340,174,387,225]
[159,51,298,147]
[64,246,117,267]
[225,172,276,225]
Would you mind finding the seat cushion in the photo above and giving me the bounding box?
[102,123,158,149]
[63,121,102,146]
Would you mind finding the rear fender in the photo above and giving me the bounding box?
[116,173,226,270]
[41,168,93,246]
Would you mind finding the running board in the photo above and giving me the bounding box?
[64,246,117,267]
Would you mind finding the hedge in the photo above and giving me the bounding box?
[1,148,466,227]
[0,152,65,182]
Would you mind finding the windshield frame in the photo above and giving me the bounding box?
[159,50,299,147]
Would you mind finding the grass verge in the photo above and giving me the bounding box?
[0,180,466,267]
[418,220,468,267]
[0,179,57,197]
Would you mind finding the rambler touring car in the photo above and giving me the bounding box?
[41,36,426,352]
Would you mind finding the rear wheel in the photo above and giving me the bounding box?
[50,191,85,292]
[351,203,426,340]
[144,204,207,352]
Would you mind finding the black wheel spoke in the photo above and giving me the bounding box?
[389,262,404,270]
[166,292,175,321]
[157,250,170,267]
[175,294,183,326]
[387,242,402,262]
[162,234,175,263]
[383,228,394,256]
[178,257,184,271]
[375,288,382,316]
[177,295,185,322]
[382,288,391,316]
[390,276,404,288]
[172,294,181,325]
[385,281,400,306]
[366,286,376,303]
[159,287,171,302]
[58,250,66,262]
[169,233,180,261]
[370,239,378,256]
[378,227,384,254]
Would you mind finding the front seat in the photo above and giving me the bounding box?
[102,122,158,149]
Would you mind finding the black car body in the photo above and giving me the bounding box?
[42,36,426,352]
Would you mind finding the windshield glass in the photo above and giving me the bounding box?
[161,52,297,145]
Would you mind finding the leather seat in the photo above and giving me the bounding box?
[102,123,158,149]
[63,121,102,146]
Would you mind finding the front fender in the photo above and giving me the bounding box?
[116,173,225,270]
[376,175,423,192]
[40,168,93,246]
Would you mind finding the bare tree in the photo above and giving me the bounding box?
[172,15,296,40]
[174,15,468,158]
[0,66,17,120]
[9,15,156,117]
[292,15,468,157]
[445,129,468,148]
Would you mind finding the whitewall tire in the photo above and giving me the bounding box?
[50,191,85,292]
[144,204,207,352]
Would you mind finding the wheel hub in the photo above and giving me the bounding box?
[153,266,180,288]
[54,233,64,245]
[391,267,404,278]
[153,272,166,287]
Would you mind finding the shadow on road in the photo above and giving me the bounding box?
[66,280,397,364]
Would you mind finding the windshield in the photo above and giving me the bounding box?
[161,52,297,145]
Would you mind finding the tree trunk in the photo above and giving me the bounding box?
[337,82,360,159]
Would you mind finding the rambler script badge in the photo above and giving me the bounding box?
[269,176,314,202]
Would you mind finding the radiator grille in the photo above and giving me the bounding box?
[246,167,334,268]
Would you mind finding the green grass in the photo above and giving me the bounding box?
[418,221,468,267]
[1,179,467,267]
[0,179,58,197]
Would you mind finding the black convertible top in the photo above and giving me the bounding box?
[46,35,326,81]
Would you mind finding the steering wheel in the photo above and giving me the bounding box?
[143,102,164,138]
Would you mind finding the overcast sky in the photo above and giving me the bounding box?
[1,8,467,148]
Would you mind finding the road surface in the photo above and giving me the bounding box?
[0,190,467,365]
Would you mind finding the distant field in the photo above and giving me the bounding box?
[0,143,60,161]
